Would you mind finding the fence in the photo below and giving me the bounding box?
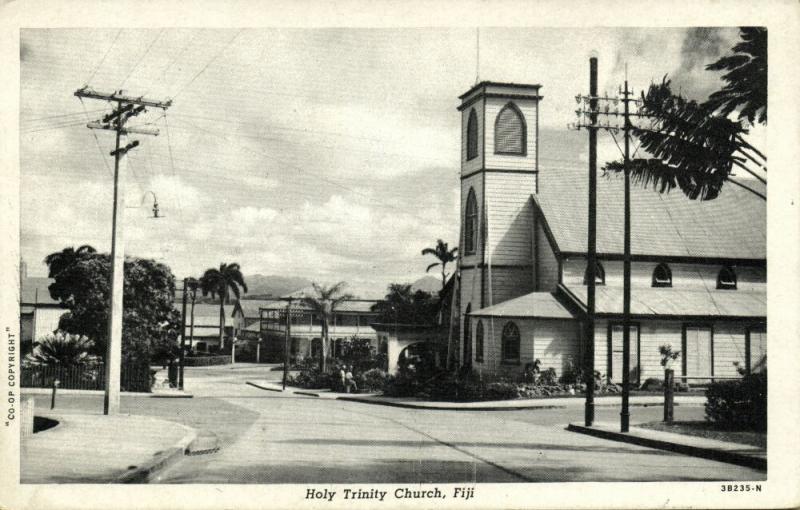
[21,362,153,393]
[183,355,232,367]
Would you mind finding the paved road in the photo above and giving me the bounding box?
[145,366,762,483]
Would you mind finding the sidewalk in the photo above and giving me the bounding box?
[21,412,197,483]
[567,421,766,471]
[245,380,706,410]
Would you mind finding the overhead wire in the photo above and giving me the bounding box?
[170,29,244,100]
[121,29,165,89]
[86,28,123,85]
[79,97,114,177]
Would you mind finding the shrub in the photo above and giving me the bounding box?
[641,377,664,391]
[538,367,558,386]
[287,367,334,389]
[358,368,389,393]
[485,381,521,400]
[705,371,767,431]
[559,360,583,385]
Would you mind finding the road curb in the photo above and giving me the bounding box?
[337,396,566,411]
[246,381,284,392]
[566,423,766,471]
[117,424,198,483]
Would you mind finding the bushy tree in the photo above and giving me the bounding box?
[45,250,181,365]
[371,283,440,325]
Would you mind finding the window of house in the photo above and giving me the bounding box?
[717,266,737,290]
[475,320,484,362]
[463,304,472,366]
[583,261,605,286]
[501,321,520,363]
[465,189,478,255]
[494,102,526,155]
[652,263,672,287]
[683,326,713,378]
[466,109,478,160]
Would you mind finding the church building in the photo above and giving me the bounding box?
[456,81,766,386]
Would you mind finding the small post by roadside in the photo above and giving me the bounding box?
[50,378,60,410]
[663,368,674,423]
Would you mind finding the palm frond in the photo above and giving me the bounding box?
[426,262,440,273]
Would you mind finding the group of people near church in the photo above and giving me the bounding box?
[337,364,358,393]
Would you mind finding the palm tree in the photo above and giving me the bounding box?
[704,27,767,126]
[199,263,247,362]
[44,245,97,278]
[186,277,199,352]
[26,332,97,366]
[300,282,353,373]
[422,239,458,292]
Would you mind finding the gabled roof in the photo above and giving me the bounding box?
[535,169,766,260]
[560,284,765,319]
[20,277,61,306]
[235,299,284,318]
[470,292,574,319]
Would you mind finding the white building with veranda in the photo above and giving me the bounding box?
[456,81,766,385]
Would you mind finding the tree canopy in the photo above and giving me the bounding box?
[421,239,458,292]
[371,283,440,325]
[300,281,353,372]
[46,249,181,364]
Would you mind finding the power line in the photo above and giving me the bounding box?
[22,108,107,124]
[86,29,123,85]
[170,29,244,100]
[79,97,114,177]
[121,29,165,89]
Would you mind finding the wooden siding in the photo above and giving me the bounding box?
[713,322,747,378]
[484,97,538,170]
[535,221,559,291]
[484,172,535,265]
[562,258,766,291]
[470,317,578,379]
[33,308,67,341]
[484,266,534,308]
[461,98,485,176]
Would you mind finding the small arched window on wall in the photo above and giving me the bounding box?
[501,321,520,364]
[583,261,606,286]
[463,304,472,366]
[652,263,672,288]
[494,102,526,155]
[464,189,478,255]
[717,266,737,290]
[475,320,484,362]
[466,109,478,161]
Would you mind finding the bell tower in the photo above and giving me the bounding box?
[457,81,542,367]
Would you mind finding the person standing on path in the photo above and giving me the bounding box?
[345,365,358,393]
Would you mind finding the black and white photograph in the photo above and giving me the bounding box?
[1,2,799,509]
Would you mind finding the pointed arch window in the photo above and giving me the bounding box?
[583,261,606,286]
[466,109,478,161]
[717,266,737,290]
[475,320,484,362]
[652,263,672,288]
[501,321,520,364]
[463,304,472,366]
[464,188,478,255]
[494,102,526,155]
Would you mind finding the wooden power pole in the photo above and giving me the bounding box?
[74,87,171,415]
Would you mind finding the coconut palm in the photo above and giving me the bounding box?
[199,263,247,362]
[44,245,97,278]
[300,281,353,373]
[422,239,458,292]
[704,27,767,126]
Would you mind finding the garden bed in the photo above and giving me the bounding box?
[636,421,766,448]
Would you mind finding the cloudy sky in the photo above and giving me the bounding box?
[20,27,761,297]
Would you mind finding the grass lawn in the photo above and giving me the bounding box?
[637,420,766,449]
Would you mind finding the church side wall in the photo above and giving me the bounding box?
[535,221,559,292]
[461,98,485,177]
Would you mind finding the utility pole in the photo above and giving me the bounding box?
[179,278,188,391]
[75,87,171,415]
[571,63,648,433]
[621,78,633,433]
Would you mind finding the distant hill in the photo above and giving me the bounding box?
[411,275,442,295]
[239,274,313,300]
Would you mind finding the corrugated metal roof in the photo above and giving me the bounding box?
[470,292,574,319]
[20,277,61,305]
[535,169,766,260]
[562,284,765,318]
[236,299,283,317]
